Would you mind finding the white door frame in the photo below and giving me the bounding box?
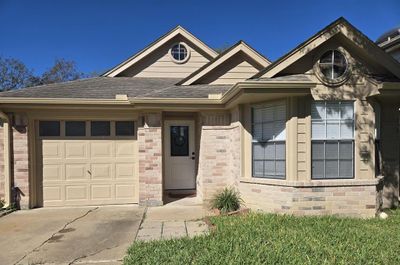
[164,120,196,190]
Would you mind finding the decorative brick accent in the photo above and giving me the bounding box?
[138,113,163,206]
[240,180,377,218]
[12,125,30,209]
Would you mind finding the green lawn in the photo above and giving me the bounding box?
[124,211,400,265]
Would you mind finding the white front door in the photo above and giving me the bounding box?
[164,120,196,190]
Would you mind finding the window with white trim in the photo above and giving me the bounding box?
[311,101,354,179]
[252,102,286,179]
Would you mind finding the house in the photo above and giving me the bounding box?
[377,26,400,62]
[0,17,399,217]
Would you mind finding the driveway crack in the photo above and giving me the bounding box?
[68,244,120,265]
[13,207,99,265]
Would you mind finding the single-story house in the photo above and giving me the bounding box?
[0,17,399,217]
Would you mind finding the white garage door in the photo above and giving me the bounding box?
[38,120,138,207]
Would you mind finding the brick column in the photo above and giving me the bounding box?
[12,123,30,209]
[198,111,240,202]
[138,113,163,206]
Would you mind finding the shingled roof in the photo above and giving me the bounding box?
[0,77,231,99]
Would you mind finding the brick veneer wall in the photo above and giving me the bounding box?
[12,125,30,209]
[240,180,378,218]
[138,113,163,206]
[198,112,241,202]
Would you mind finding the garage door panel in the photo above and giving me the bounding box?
[65,164,88,181]
[116,141,136,157]
[116,184,136,199]
[91,185,112,200]
[91,142,113,158]
[41,133,138,207]
[43,142,63,158]
[65,142,88,159]
[91,164,112,180]
[43,186,62,201]
[66,185,88,200]
[43,165,63,181]
[116,163,135,179]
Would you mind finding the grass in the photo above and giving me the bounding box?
[124,210,400,265]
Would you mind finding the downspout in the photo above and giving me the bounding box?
[0,111,11,207]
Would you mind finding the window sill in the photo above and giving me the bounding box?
[240,177,381,187]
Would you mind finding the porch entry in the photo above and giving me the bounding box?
[164,120,196,190]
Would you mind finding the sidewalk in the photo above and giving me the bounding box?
[135,196,210,241]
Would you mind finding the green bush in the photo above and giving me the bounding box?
[0,198,4,209]
[210,186,243,213]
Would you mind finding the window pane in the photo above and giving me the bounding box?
[253,144,264,160]
[339,142,353,160]
[339,160,353,178]
[325,142,338,159]
[311,102,325,120]
[312,121,325,139]
[264,161,275,176]
[116,121,134,136]
[275,161,285,177]
[274,104,286,120]
[262,123,274,140]
[265,143,275,160]
[253,161,264,177]
[262,107,274,122]
[326,103,340,119]
[275,143,285,160]
[320,51,333,63]
[253,108,263,123]
[319,64,333,79]
[65,121,86,137]
[39,121,60,137]
[252,102,286,179]
[312,160,324,179]
[325,160,339,178]
[170,126,189,156]
[253,124,262,141]
[312,142,324,159]
[91,121,110,136]
[274,120,286,140]
[326,121,340,139]
[340,121,353,139]
[340,102,354,119]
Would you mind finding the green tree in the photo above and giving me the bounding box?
[0,57,86,91]
[39,58,85,85]
[0,56,35,91]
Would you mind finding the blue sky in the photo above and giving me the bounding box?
[0,0,399,75]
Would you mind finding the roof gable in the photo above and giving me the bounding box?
[102,26,218,77]
[252,17,400,79]
[178,41,270,85]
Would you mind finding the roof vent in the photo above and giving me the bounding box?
[115,94,128,100]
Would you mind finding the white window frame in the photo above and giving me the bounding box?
[311,101,355,179]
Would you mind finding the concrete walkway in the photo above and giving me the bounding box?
[136,196,210,241]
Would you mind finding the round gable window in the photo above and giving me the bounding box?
[316,50,349,86]
[170,43,190,63]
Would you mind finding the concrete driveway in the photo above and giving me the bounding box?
[0,205,144,265]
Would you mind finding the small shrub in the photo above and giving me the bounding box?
[0,198,4,209]
[211,187,243,213]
